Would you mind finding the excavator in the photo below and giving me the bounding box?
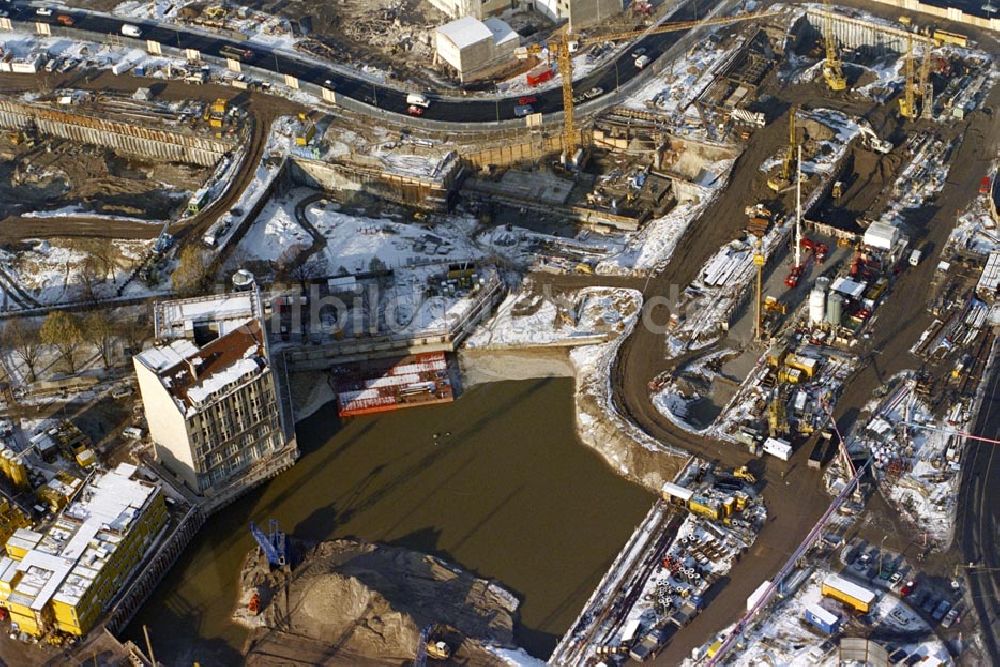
[820,0,847,91]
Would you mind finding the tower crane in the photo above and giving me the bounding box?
[899,35,917,119]
[531,10,780,162]
[821,0,847,91]
[918,43,933,119]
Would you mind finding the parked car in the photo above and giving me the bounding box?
[941,607,960,628]
[36,7,53,16]
[931,599,952,622]
[513,104,534,117]
[632,47,647,57]
[900,580,916,597]
[584,86,604,99]
[889,571,903,586]
[517,95,537,105]
[111,385,133,399]
[406,105,424,116]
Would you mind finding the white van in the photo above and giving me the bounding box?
[406,93,430,108]
[909,248,922,266]
[121,24,142,38]
[634,54,651,69]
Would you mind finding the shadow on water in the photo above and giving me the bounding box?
[125,379,654,663]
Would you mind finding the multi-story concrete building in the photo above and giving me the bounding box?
[0,463,167,638]
[134,317,285,493]
[534,0,623,30]
[427,0,512,21]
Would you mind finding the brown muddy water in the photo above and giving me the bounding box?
[125,378,653,664]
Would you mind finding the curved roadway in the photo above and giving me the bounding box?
[10,0,713,122]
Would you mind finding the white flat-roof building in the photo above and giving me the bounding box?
[435,17,520,82]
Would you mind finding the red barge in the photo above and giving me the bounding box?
[333,352,454,417]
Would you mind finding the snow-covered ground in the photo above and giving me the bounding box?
[708,568,951,667]
[113,0,296,47]
[848,378,967,548]
[465,286,641,349]
[0,238,153,307]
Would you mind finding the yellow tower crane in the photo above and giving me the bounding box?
[533,10,779,162]
[918,43,933,119]
[821,0,847,91]
[899,35,917,119]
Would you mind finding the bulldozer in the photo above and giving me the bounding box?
[733,466,757,484]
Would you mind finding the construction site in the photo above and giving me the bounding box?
[0,0,997,664]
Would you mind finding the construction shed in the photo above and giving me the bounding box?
[821,574,875,613]
[434,17,519,83]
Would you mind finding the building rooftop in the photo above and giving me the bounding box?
[484,18,519,47]
[138,320,268,411]
[5,463,160,612]
[437,16,494,49]
[154,292,261,340]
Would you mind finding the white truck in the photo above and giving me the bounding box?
[634,54,651,69]
[763,437,792,461]
[406,92,430,108]
[121,24,142,38]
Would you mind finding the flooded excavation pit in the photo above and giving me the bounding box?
[126,378,654,664]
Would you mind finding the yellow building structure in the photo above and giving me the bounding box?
[0,463,166,638]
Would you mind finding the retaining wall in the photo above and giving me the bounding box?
[0,98,234,165]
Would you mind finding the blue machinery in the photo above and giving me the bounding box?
[250,519,288,568]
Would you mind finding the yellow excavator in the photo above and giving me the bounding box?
[821,0,847,91]
[767,106,797,191]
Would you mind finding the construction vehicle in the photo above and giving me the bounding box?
[526,9,778,164]
[767,106,797,191]
[415,626,452,664]
[821,0,847,91]
[250,519,289,569]
[767,392,788,437]
[733,466,757,484]
[426,641,452,660]
[764,295,787,315]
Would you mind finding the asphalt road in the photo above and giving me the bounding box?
[10,0,717,123]
[957,358,1000,663]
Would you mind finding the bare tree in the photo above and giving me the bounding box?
[172,245,209,297]
[84,311,116,369]
[116,311,152,355]
[3,319,42,382]
[40,311,85,373]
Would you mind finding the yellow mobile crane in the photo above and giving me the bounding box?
[530,10,779,162]
[821,0,847,91]
[767,105,797,191]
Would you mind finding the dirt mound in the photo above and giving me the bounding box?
[241,538,521,664]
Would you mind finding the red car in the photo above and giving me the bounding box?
[406,105,424,116]
[900,581,915,597]
[518,95,537,105]
[800,237,815,251]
